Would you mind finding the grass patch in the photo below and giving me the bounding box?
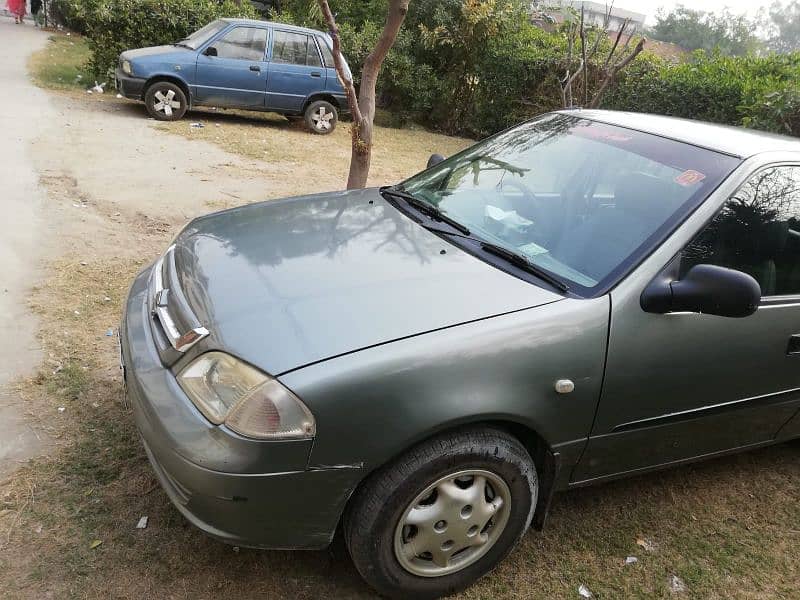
[29,33,92,91]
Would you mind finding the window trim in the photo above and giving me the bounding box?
[208,25,269,62]
[271,28,322,67]
[678,161,800,306]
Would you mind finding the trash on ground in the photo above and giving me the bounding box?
[636,537,658,552]
[74,310,81,315]
[89,539,103,549]
[104,296,111,302]
[625,556,638,565]
[80,261,87,266]
[136,516,148,529]
[106,329,114,337]
[91,402,99,408]
[233,546,240,553]
[34,524,43,534]
[578,584,593,598]
[190,122,204,128]
[57,407,66,413]
[91,81,106,94]
[669,574,687,593]
[116,93,123,99]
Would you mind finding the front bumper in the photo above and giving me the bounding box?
[115,68,146,101]
[120,266,362,549]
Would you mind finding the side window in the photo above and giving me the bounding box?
[681,165,800,297]
[317,36,335,68]
[272,31,320,66]
[213,27,267,61]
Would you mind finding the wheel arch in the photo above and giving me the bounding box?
[144,75,192,106]
[336,417,559,542]
[302,93,340,114]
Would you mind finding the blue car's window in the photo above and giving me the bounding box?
[181,20,228,50]
[401,114,740,295]
[272,30,320,67]
[212,27,267,61]
[317,36,335,68]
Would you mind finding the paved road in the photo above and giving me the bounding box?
[0,17,53,477]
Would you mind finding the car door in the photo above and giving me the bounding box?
[572,161,800,484]
[266,29,326,113]
[195,26,269,108]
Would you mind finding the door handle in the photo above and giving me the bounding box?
[310,71,322,78]
[250,65,261,72]
[788,335,800,355]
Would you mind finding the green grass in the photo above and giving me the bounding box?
[29,33,92,91]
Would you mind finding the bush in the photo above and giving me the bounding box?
[54,0,257,78]
[604,51,800,136]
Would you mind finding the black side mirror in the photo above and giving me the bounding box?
[641,264,761,318]
[205,46,218,57]
[427,153,445,169]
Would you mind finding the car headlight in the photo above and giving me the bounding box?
[122,60,132,75]
[177,352,315,440]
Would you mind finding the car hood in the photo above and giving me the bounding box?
[121,45,194,61]
[173,189,562,375]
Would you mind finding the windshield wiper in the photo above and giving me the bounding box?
[480,242,569,293]
[174,41,193,49]
[381,187,471,236]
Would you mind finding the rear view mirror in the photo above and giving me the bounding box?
[427,154,446,169]
[205,46,218,57]
[641,264,761,318]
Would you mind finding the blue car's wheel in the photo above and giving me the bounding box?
[305,100,338,134]
[145,82,187,121]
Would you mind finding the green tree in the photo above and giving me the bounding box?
[649,5,760,56]
[763,1,800,53]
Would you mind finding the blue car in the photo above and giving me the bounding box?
[115,19,351,134]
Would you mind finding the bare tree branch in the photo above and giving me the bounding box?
[318,0,410,189]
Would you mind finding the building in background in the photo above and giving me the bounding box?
[533,1,647,33]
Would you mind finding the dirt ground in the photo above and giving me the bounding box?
[2,29,799,600]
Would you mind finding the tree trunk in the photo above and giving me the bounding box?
[318,0,409,189]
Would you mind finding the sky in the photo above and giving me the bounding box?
[610,0,775,23]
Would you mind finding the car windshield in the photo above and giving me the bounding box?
[401,113,741,295]
[179,20,228,50]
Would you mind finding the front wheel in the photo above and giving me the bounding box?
[304,100,338,134]
[144,81,188,121]
[344,428,538,599]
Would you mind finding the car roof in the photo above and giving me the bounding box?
[220,18,325,37]
[557,109,800,159]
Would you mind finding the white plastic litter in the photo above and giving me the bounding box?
[136,516,148,529]
[669,575,687,593]
[625,556,638,565]
[116,93,123,99]
[578,584,593,598]
[58,407,66,413]
[91,81,106,94]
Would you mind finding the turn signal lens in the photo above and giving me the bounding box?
[177,352,315,440]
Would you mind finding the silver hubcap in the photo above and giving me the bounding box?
[393,469,511,577]
[311,106,333,131]
[153,88,181,117]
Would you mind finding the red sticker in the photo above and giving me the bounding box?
[675,170,706,186]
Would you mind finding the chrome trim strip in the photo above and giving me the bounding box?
[151,246,210,353]
[613,386,800,433]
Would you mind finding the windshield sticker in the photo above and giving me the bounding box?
[675,170,707,186]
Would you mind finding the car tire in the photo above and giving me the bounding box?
[344,427,538,599]
[144,81,188,121]
[304,100,338,134]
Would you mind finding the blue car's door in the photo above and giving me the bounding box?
[195,26,269,108]
[266,29,327,113]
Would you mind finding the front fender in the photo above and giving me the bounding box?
[280,296,609,479]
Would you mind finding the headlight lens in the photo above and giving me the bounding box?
[178,352,315,440]
[122,60,132,75]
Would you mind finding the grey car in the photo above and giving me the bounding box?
[120,110,800,598]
